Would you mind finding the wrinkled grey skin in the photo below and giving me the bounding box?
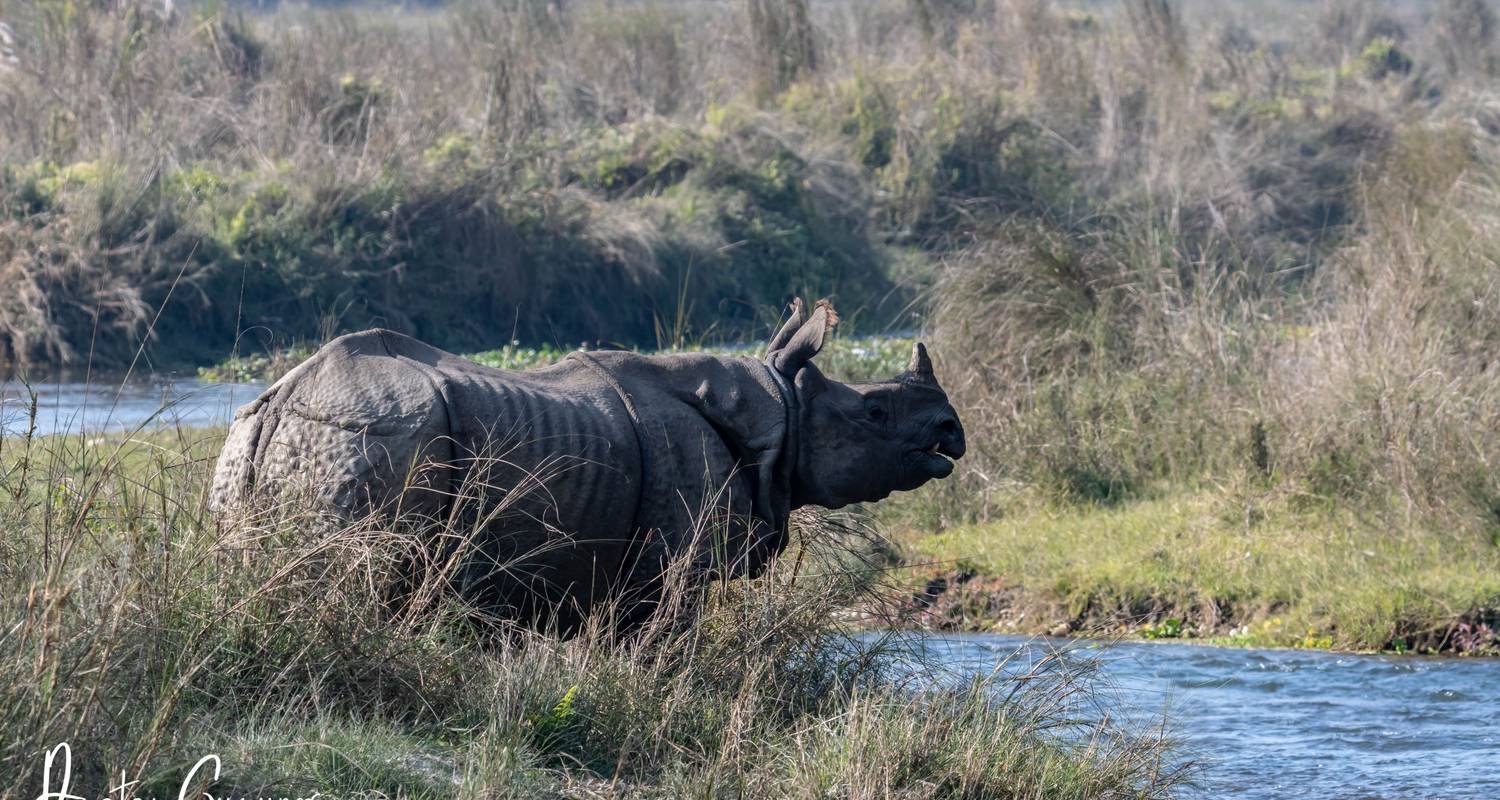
[209,299,964,633]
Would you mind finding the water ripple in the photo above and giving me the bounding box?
[894,634,1500,799]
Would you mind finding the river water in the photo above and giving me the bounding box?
[7,379,1499,798]
[0,376,265,437]
[906,634,1500,799]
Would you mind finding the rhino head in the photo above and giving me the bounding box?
[765,299,966,510]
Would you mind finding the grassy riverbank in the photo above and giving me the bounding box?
[170,325,1500,656]
[0,427,1185,798]
[891,487,1500,655]
[779,0,1500,657]
[2,0,935,371]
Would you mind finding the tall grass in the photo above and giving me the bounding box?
[0,1,902,370]
[0,421,1184,797]
[6,0,1483,374]
[926,33,1500,532]
[879,0,1500,648]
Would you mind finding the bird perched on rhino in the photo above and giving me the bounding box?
[209,298,965,634]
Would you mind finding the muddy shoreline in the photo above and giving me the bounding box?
[901,569,1500,657]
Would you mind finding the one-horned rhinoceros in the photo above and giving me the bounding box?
[209,299,965,633]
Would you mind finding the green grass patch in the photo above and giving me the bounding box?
[896,486,1500,654]
[199,334,918,385]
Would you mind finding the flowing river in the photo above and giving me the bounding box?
[903,635,1500,799]
[0,376,265,437]
[7,378,1499,798]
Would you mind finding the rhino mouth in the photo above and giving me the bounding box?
[908,441,960,478]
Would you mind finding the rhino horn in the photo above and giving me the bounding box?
[907,342,934,379]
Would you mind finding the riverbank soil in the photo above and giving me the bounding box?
[889,487,1500,655]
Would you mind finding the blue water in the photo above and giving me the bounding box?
[908,634,1500,799]
[0,377,264,437]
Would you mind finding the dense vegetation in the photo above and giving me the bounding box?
[0,0,930,369]
[3,0,1499,630]
[0,427,1183,797]
[878,0,1500,653]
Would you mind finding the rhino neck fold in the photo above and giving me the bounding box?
[760,358,798,537]
[576,351,797,577]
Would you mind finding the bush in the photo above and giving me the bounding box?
[927,116,1500,543]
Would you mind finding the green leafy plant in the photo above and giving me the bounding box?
[1143,618,1185,640]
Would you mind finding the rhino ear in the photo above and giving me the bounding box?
[770,299,838,377]
[765,298,808,355]
[907,342,934,379]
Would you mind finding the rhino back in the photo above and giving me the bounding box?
[212,329,737,630]
[209,329,460,516]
